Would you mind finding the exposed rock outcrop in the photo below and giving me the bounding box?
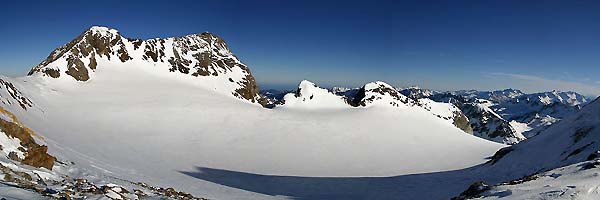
[0,106,55,170]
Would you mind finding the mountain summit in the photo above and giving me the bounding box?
[28,26,265,105]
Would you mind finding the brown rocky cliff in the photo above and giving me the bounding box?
[0,106,55,170]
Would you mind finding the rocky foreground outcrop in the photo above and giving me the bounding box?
[0,106,55,169]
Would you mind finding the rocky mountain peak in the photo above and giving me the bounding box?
[352,81,413,107]
[28,26,130,81]
[27,26,265,106]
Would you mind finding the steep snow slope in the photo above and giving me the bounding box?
[3,64,504,199]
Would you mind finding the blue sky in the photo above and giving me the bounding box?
[1,1,600,95]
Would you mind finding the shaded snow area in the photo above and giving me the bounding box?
[0,183,47,200]
[474,160,600,200]
[1,65,503,200]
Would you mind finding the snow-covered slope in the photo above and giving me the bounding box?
[3,70,503,199]
[0,26,505,200]
[0,108,204,200]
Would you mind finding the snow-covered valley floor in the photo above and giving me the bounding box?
[3,64,504,199]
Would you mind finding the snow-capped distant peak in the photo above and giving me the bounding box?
[88,25,120,35]
[530,90,588,106]
[280,80,348,109]
[298,80,318,90]
[353,81,413,107]
[363,81,394,91]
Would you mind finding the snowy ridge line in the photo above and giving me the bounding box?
[278,80,473,134]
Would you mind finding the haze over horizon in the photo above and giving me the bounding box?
[1,0,600,95]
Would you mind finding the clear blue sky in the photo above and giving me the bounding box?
[1,0,600,95]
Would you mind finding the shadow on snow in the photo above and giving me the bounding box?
[179,165,497,200]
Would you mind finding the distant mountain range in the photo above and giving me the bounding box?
[261,87,591,144]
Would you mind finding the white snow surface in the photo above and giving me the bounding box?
[508,120,532,138]
[281,80,348,109]
[419,98,460,121]
[0,131,25,159]
[1,65,504,199]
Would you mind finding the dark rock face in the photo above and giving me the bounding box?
[259,89,292,108]
[0,79,33,110]
[235,72,267,105]
[451,181,490,200]
[65,55,89,81]
[29,27,130,81]
[486,147,513,165]
[349,87,367,107]
[462,103,521,144]
[43,68,61,78]
[27,26,266,106]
